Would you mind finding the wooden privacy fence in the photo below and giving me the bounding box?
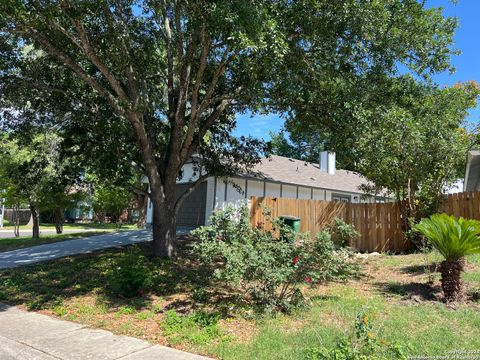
[250,192,480,253]
[250,196,409,253]
[438,191,480,219]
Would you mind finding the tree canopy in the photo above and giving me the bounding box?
[0,0,461,257]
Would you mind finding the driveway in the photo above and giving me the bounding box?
[0,228,195,269]
[0,230,153,269]
[0,303,210,359]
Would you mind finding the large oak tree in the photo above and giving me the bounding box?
[0,0,459,257]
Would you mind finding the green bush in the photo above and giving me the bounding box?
[304,310,409,359]
[328,218,360,248]
[107,249,153,297]
[192,205,359,313]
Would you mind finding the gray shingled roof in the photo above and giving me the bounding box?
[244,155,371,194]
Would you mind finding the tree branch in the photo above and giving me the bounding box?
[23,27,125,116]
[71,18,130,104]
[174,173,209,213]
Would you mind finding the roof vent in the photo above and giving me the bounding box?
[319,151,336,175]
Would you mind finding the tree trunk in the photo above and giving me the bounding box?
[13,203,20,238]
[151,192,177,258]
[136,193,148,229]
[53,207,64,234]
[29,203,40,239]
[439,257,465,302]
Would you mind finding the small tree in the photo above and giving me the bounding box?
[414,214,480,301]
[92,184,133,226]
[0,135,47,238]
[355,80,479,229]
[0,132,80,237]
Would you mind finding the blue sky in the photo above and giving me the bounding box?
[234,0,480,140]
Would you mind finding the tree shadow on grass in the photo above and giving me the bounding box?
[0,235,229,316]
[399,263,438,276]
[374,281,440,302]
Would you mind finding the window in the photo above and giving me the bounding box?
[331,193,351,203]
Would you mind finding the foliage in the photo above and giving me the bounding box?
[192,205,359,313]
[0,131,83,235]
[92,183,133,225]
[161,310,224,345]
[304,310,409,360]
[328,218,360,248]
[0,0,461,256]
[358,81,478,219]
[414,214,480,262]
[269,130,324,164]
[107,248,154,298]
[282,78,479,226]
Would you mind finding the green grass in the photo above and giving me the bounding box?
[0,231,114,252]
[1,222,139,231]
[0,249,479,359]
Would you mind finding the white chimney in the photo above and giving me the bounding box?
[319,151,336,175]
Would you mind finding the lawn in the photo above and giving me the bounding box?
[0,231,116,252]
[1,220,139,231]
[0,241,479,359]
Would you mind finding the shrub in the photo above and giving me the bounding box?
[192,205,359,313]
[107,249,153,297]
[328,217,360,248]
[304,310,409,359]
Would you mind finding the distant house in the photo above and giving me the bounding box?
[146,152,388,229]
[464,150,480,191]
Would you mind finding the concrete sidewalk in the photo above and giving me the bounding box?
[0,230,153,269]
[0,303,210,360]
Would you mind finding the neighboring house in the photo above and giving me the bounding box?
[146,152,388,228]
[64,201,93,222]
[464,150,480,191]
[65,184,93,223]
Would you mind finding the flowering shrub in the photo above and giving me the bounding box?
[191,205,359,313]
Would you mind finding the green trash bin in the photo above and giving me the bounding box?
[279,215,301,242]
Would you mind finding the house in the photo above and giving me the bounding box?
[464,150,480,191]
[146,152,388,228]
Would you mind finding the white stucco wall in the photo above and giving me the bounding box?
[247,179,265,197]
[298,186,311,200]
[265,182,281,197]
[313,189,325,200]
[282,184,297,198]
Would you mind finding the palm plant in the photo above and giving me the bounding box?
[414,214,480,301]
